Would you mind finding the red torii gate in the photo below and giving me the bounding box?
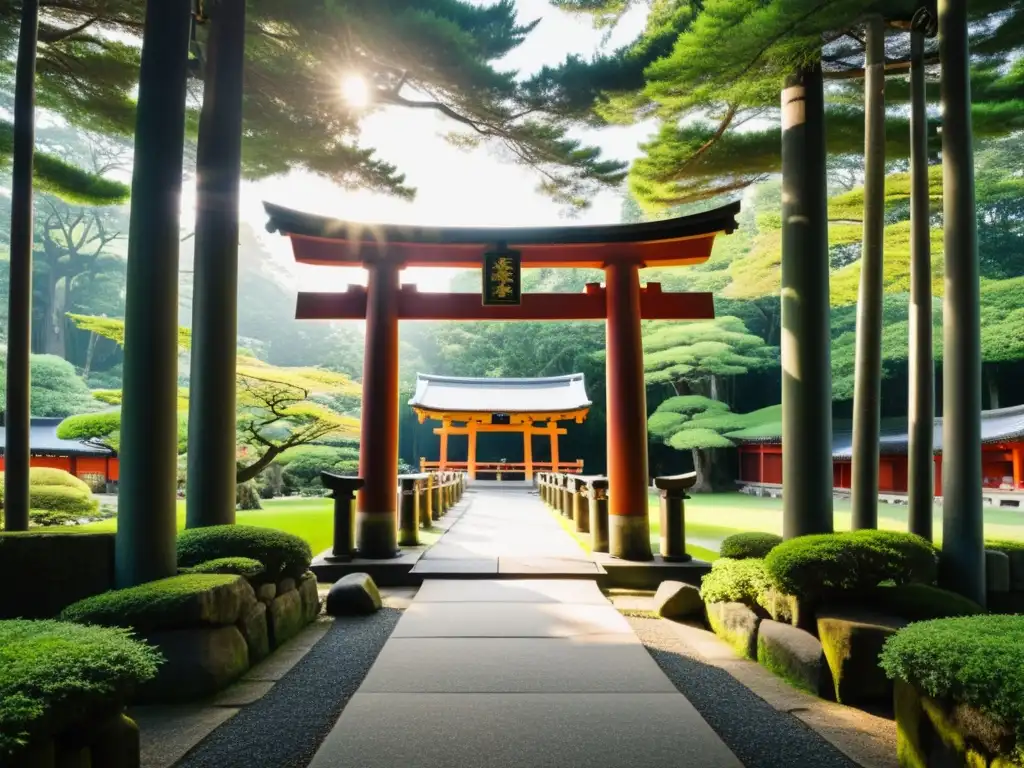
[264,201,740,561]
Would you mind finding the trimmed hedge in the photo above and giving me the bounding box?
[764,530,938,601]
[0,619,161,757]
[177,525,312,580]
[186,557,266,579]
[25,484,99,517]
[700,558,772,606]
[0,532,116,619]
[720,532,783,560]
[847,583,986,622]
[879,615,1024,757]
[60,574,243,632]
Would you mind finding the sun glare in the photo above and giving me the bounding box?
[341,73,371,109]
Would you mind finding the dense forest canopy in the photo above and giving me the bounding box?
[1,0,1023,492]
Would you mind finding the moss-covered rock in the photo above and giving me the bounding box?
[706,601,761,660]
[61,575,257,632]
[894,680,1017,768]
[138,626,249,703]
[237,602,270,666]
[756,619,833,697]
[268,589,304,649]
[817,609,906,706]
[89,713,140,768]
[325,573,381,616]
[653,580,703,620]
[298,573,320,624]
[757,588,818,633]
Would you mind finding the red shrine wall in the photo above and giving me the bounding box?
[737,443,1024,495]
[0,455,119,486]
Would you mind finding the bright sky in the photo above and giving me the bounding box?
[231,0,652,293]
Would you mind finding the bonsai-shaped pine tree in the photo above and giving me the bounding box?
[649,396,780,492]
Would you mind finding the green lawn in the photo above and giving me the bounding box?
[81,497,444,554]
[646,492,1024,554]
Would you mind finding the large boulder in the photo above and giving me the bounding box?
[759,588,817,632]
[817,609,906,706]
[298,572,321,624]
[237,602,270,665]
[138,626,249,702]
[267,589,305,649]
[325,573,382,616]
[705,601,761,660]
[756,619,833,698]
[653,581,703,620]
[986,550,1011,594]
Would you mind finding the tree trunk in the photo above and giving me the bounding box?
[709,374,720,401]
[83,331,99,379]
[235,445,282,484]
[43,274,69,357]
[986,366,1000,410]
[691,448,714,493]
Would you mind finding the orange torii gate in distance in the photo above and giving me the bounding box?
[409,373,591,482]
[264,201,740,562]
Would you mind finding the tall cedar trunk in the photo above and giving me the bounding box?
[42,274,69,357]
[83,332,99,379]
[691,448,714,493]
[709,374,719,401]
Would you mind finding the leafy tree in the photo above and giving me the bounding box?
[62,315,362,482]
[643,315,777,401]
[0,350,100,417]
[649,395,779,491]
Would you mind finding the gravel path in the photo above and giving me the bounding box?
[177,609,401,768]
[628,616,859,768]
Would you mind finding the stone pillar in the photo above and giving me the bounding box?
[422,474,434,526]
[780,60,834,539]
[908,26,935,541]
[938,0,984,604]
[3,0,39,532]
[186,0,246,528]
[851,15,887,530]
[321,472,362,562]
[467,423,478,480]
[572,477,589,534]
[604,260,653,560]
[397,476,419,547]
[588,478,610,553]
[356,259,400,558]
[116,0,193,587]
[655,473,696,562]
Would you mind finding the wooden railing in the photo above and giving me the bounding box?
[420,459,585,477]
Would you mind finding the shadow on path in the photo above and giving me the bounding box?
[176,609,401,768]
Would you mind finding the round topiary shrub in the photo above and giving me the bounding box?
[26,485,99,518]
[27,468,91,493]
[185,557,266,579]
[764,530,938,601]
[719,532,784,560]
[700,558,772,606]
[176,525,312,580]
[879,615,1024,758]
[0,619,161,758]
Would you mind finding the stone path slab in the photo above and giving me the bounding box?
[308,579,741,768]
[412,486,595,576]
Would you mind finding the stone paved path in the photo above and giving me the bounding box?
[411,481,601,576]
[308,579,742,768]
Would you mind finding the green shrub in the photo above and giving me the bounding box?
[700,558,772,606]
[846,583,986,621]
[720,532,783,560]
[60,574,241,631]
[765,531,938,601]
[0,532,115,619]
[176,525,312,580]
[28,509,80,527]
[24,485,99,518]
[276,445,359,491]
[0,619,161,756]
[986,539,1024,555]
[27,468,91,492]
[185,557,266,579]
[879,615,1024,757]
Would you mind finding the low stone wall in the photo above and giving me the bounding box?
[138,572,321,703]
[15,712,141,768]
